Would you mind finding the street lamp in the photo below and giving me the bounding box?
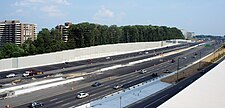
[161,36,163,47]
[120,96,122,108]
[176,57,180,82]
[126,31,129,43]
[198,51,202,70]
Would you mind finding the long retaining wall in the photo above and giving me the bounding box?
[0,41,185,72]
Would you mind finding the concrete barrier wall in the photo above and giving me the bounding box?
[0,41,180,72]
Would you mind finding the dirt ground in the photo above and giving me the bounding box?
[161,46,225,83]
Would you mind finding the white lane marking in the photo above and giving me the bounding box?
[61,102,71,106]
[49,98,58,102]
[144,94,169,108]
[55,100,64,104]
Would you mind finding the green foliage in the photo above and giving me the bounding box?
[1,43,24,58]
[0,22,184,60]
[68,23,184,48]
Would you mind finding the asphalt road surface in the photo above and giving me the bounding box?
[12,41,223,108]
[127,56,225,108]
[0,43,198,84]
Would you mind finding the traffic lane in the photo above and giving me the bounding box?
[127,46,222,108]
[0,42,198,80]
[42,64,173,108]
[0,43,193,78]
[53,55,200,108]
[0,50,175,83]
[15,52,185,107]
[0,43,211,85]
[30,50,201,107]
[59,43,216,108]
[128,71,204,108]
[14,66,157,108]
[14,44,207,108]
[8,42,202,102]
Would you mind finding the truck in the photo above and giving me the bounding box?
[23,70,44,77]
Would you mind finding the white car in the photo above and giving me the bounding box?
[140,69,147,74]
[77,93,89,99]
[6,73,16,78]
[113,85,123,89]
[183,57,187,59]
[23,72,30,77]
[106,57,110,60]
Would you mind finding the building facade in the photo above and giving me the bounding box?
[0,20,37,47]
[55,22,72,42]
[180,29,195,39]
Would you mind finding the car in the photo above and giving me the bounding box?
[106,57,110,60]
[171,59,175,63]
[145,52,149,54]
[6,73,16,78]
[92,82,102,87]
[140,69,147,74]
[164,69,170,73]
[30,102,43,108]
[159,59,163,62]
[192,56,197,58]
[77,93,89,99]
[23,72,30,77]
[183,57,187,59]
[151,73,158,77]
[113,85,123,89]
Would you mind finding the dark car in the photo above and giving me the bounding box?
[92,82,102,87]
[30,102,43,108]
[151,73,158,77]
[164,69,171,73]
[171,59,175,63]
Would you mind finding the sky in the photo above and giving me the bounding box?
[0,0,225,36]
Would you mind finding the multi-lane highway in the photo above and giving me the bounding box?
[0,43,197,84]
[127,56,224,108]
[1,40,219,108]
[11,40,222,108]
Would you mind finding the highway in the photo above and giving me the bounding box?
[0,43,197,84]
[127,56,224,108]
[13,41,222,108]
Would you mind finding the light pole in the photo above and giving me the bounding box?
[161,36,163,47]
[120,96,122,108]
[176,57,180,82]
[198,51,202,70]
[126,31,129,43]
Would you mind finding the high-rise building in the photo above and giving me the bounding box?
[0,20,37,47]
[181,29,195,39]
[55,22,72,42]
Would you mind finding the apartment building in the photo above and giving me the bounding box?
[0,20,37,47]
[55,22,72,42]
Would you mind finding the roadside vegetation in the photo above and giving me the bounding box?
[0,22,184,60]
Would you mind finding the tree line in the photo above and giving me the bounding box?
[0,22,184,60]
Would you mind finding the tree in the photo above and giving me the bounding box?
[1,43,24,58]
[0,22,184,60]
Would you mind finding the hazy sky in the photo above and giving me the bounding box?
[0,0,224,36]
